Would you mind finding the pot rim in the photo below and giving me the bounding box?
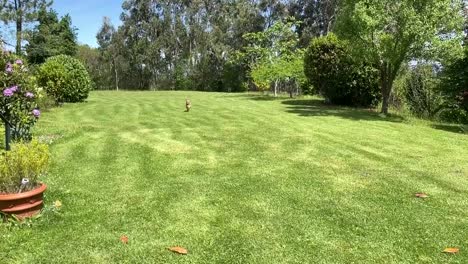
[0,183,47,201]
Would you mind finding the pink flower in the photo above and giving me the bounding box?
[32,109,41,118]
[5,63,13,73]
[3,88,13,97]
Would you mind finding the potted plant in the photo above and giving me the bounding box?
[0,139,50,219]
[0,50,48,219]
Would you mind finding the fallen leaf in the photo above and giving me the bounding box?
[120,235,129,244]
[443,248,459,254]
[415,193,429,198]
[54,200,62,208]
[168,246,188,255]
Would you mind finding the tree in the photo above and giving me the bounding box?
[405,64,444,119]
[235,19,303,96]
[288,0,340,46]
[463,1,468,45]
[76,44,102,90]
[0,0,52,55]
[25,8,77,64]
[57,14,77,56]
[96,17,118,90]
[336,0,464,114]
[251,52,305,97]
[93,0,299,91]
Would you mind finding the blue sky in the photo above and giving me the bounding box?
[54,0,123,47]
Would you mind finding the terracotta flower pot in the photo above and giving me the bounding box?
[0,183,47,219]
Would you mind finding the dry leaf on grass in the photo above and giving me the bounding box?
[168,246,188,255]
[120,235,129,244]
[443,248,459,254]
[415,193,429,198]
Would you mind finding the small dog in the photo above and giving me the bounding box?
[185,99,192,112]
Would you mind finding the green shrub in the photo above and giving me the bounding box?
[390,66,411,110]
[35,89,57,110]
[404,64,444,119]
[304,34,380,107]
[37,55,92,103]
[223,62,248,92]
[348,64,381,107]
[0,139,50,194]
[439,103,468,124]
[440,48,468,124]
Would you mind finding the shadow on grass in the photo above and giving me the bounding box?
[222,93,292,101]
[282,99,405,122]
[431,124,467,134]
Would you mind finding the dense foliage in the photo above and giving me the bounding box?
[240,20,306,97]
[76,44,102,90]
[37,55,92,103]
[440,48,468,124]
[88,0,339,92]
[26,8,78,64]
[304,34,380,107]
[0,52,40,141]
[336,0,464,113]
[0,139,50,193]
[0,0,52,54]
[404,64,444,119]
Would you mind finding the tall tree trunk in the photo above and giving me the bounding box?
[113,58,119,91]
[274,80,278,97]
[15,0,23,55]
[381,80,391,114]
[16,20,22,54]
[380,62,396,114]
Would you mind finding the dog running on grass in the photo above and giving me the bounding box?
[185,99,192,112]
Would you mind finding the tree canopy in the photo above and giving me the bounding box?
[336,0,464,113]
[0,0,52,54]
[25,8,77,64]
[90,0,339,92]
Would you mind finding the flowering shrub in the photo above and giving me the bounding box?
[0,139,50,193]
[0,52,40,142]
[37,55,92,103]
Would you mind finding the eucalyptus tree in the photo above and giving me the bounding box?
[96,17,119,90]
[96,0,289,91]
[119,0,158,89]
[288,0,340,46]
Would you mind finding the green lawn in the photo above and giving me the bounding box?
[1,91,468,263]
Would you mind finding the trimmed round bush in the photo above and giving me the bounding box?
[304,33,380,107]
[37,55,92,103]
